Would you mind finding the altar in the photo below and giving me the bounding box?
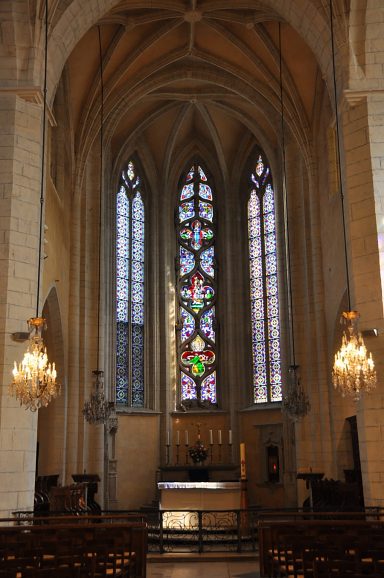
[158,481,242,511]
[157,481,242,529]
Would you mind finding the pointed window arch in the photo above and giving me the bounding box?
[248,154,282,403]
[176,163,217,408]
[116,160,145,407]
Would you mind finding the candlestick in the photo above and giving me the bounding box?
[218,429,222,445]
[209,429,213,445]
[185,430,189,446]
[229,429,232,445]
[240,442,246,479]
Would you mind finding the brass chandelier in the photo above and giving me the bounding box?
[83,26,111,425]
[278,23,310,422]
[329,0,377,400]
[10,0,60,412]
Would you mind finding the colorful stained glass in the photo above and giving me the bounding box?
[248,153,282,403]
[181,372,197,400]
[180,247,195,275]
[201,372,216,403]
[186,167,194,182]
[181,183,194,200]
[177,163,217,406]
[198,165,207,181]
[201,247,214,277]
[180,271,214,312]
[200,307,215,342]
[116,161,145,407]
[199,183,212,200]
[199,201,213,221]
[180,307,195,342]
[180,201,195,222]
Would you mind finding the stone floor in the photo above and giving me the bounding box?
[147,554,260,577]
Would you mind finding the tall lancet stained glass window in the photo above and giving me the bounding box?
[177,164,217,408]
[116,161,145,407]
[248,154,282,403]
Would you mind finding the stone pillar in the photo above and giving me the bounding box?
[0,93,43,515]
[343,93,384,506]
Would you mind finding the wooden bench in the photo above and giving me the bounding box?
[258,515,384,577]
[0,515,147,578]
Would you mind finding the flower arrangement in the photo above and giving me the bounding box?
[188,439,208,463]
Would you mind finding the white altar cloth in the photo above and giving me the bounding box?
[158,481,241,511]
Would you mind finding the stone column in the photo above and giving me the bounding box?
[0,93,44,515]
[343,93,384,506]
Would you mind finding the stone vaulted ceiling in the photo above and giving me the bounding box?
[61,1,322,183]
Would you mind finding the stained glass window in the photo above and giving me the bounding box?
[177,164,217,408]
[116,160,145,407]
[248,154,282,403]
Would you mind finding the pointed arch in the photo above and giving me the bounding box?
[115,159,145,407]
[248,152,282,403]
[176,161,217,408]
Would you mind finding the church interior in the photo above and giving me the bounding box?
[1,1,384,571]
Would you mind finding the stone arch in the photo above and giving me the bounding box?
[37,286,67,483]
[48,0,332,102]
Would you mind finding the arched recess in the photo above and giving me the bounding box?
[37,287,67,482]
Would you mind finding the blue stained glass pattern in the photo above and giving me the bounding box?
[265,253,277,275]
[132,240,144,262]
[198,166,207,181]
[201,247,214,277]
[199,201,213,222]
[201,372,216,403]
[131,303,144,325]
[116,162,145,407]
[180,307,195,342]
[199,183,212,200]
[248,191,260,218]
[181,183,194,200]
[264,211,275,233]
[180,247,195,275]
[186,167,194,182]
[263,184,274,213]
[131,324,144,406]
[180,201,195,222]
[116,321,129,403]
[248,154,282,403]
[200,307,215,342]
[265,232,276,255]
[132,261,144,283]
[181,372,197,400]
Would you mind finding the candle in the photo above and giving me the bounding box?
[229,429,232,445]
[218,429,222,445]
[185,430,189,445]
[240,442,246,479]
[209,429,213,445]
[167,431,170,446]
[176,430,180,446]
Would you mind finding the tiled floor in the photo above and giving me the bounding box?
[147,557,260,577]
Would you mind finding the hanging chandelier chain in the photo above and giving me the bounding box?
[278,23,309,421]
[96,25,104,372]
[36,0,49,318]
[83,26,112,425]
[330,0,351,312]
[278,22,296,366]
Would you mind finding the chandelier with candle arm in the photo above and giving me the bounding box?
[82,25,111,426]
[277,23,310,422]
[9,0,60,411]
[329,0,377,400]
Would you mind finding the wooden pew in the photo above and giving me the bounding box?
[0,515,147,578]
[258,515,384,578]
